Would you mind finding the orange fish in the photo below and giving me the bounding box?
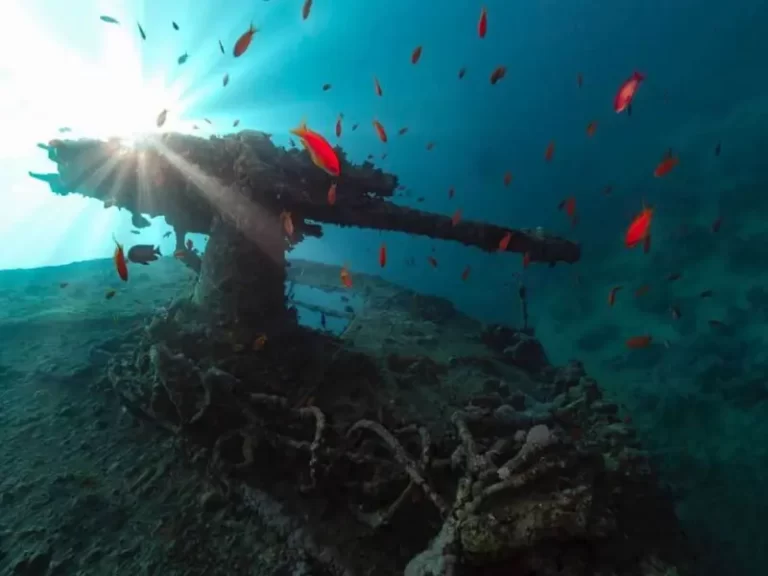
[458,67,466,79]
[478,7,488,38]
[427,256,438,268]
[340,265,352,288]
[113,236,128,282]
[635,285,650,297]
[545,141,555,162]
[625,205,653,248]
[290,121,341,176]
[498,231,512,251]
[451,209,462,226]
[233,23,257,57]
[626,335,652,349]
[379,244,387,268]
[448,187,455,199]
[490,66,506,85]
[372,119,387,143]
[608,285,623,307]
[302,0,312,20]
[281,211,294,237]
[461,265,471,281]
[614,71,645,113]
[335,114,343,138]
[522,252,531,268]
[503,171,512,187]
[411,45,422,64]
[327,183,337,205]
[374,77,383,97]
[586,121,597,137]
[398,127,408,136]
[654,150,679,177]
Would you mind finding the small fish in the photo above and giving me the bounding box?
[625,205,653,248]
[372,120,387,143]
[204,118,212,125]
[340,265,353,288]
[100,15,119,24]
[458,67,466,79]
[427,256,438,268]
[290,121,341,176]
[156,109,168,128]
[626,335,652,349]
[379,244,387,268]
[478,6,488,38]
[522,252,531,268]
[711,217,722,233]
[398,127,408,136]
[635,285,650,297]
[498,231,512,251]
[172,21,179,30]
[586,121,597,137]
[352,123,358,131]
[177,52,189,65]
[253,334,268,351]
[643,234,651,254]
[137,22,146,40]
[603,185,613,196]
[411,45,422,64]
[448,187,455,199]
[113,236,128,281]
[654,150,679,177]
[451,209,462,226]
[381,152,388,160]
[490,66,506,85]
[545,141,555,162]
[322,83,332,91]
[336,114,343,138]
[163,231,172,238]
[130,230,140,235]
[374,77,383,97]
[461,265,471,281]
[59,282,69,289]
[219,40,225,54]
[577,73,583,88]
[670,305,681,320]
[667,272,681,282]
[608,285,623,307]
[504,171,513,187]
[127,244,161,265]
[302,0,313,20]
[105,289,117,300]
[714,142,721,157]
[281,211,294,237]
[320,312,327,329]
[709,320,725,328]
[290,138,297,147]
[614,71,645,113]
[426,142,435,151]
[327,182,337,205]
[558,197,576,220]
[233,119,240,127]
[222,73,230,87]
[700,290,714,298]
[233,23,258,57]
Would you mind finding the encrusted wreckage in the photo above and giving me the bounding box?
[34,132,692,574]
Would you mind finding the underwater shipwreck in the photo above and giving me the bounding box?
[29,131,695,575]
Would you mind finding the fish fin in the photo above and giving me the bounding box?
[155,246,162,256]
[290,118,309,138]
[138,261,149,265]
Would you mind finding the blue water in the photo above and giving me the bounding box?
[3,0,768,574]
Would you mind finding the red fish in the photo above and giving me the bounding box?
[335,114,343,138]
[625,205,653,248]
[411,46,422,64]
[504,171,513,187]
[490,66,506,85]
[654,150,679,177]
[608,285,623,307]
[340,265,352,288]
[522,252,531,268]
[372,120,387,143]
[461,265,471,281]
[614,71,645,113]
[379,244,387,268]
[626,335,652,349]
[498,231,512,251]
[113,236,128,281]
[558,197,576,218]
[545,141,555,162]
[290,121,341,176]
[327,183,337,205]
[451,209,462,226]
[233,23,257,57]
[478,7,488,38]
[374,77,383,97]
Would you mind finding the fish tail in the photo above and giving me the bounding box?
[633,71,645,81]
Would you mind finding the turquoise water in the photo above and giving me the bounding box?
[3,0,768,574]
